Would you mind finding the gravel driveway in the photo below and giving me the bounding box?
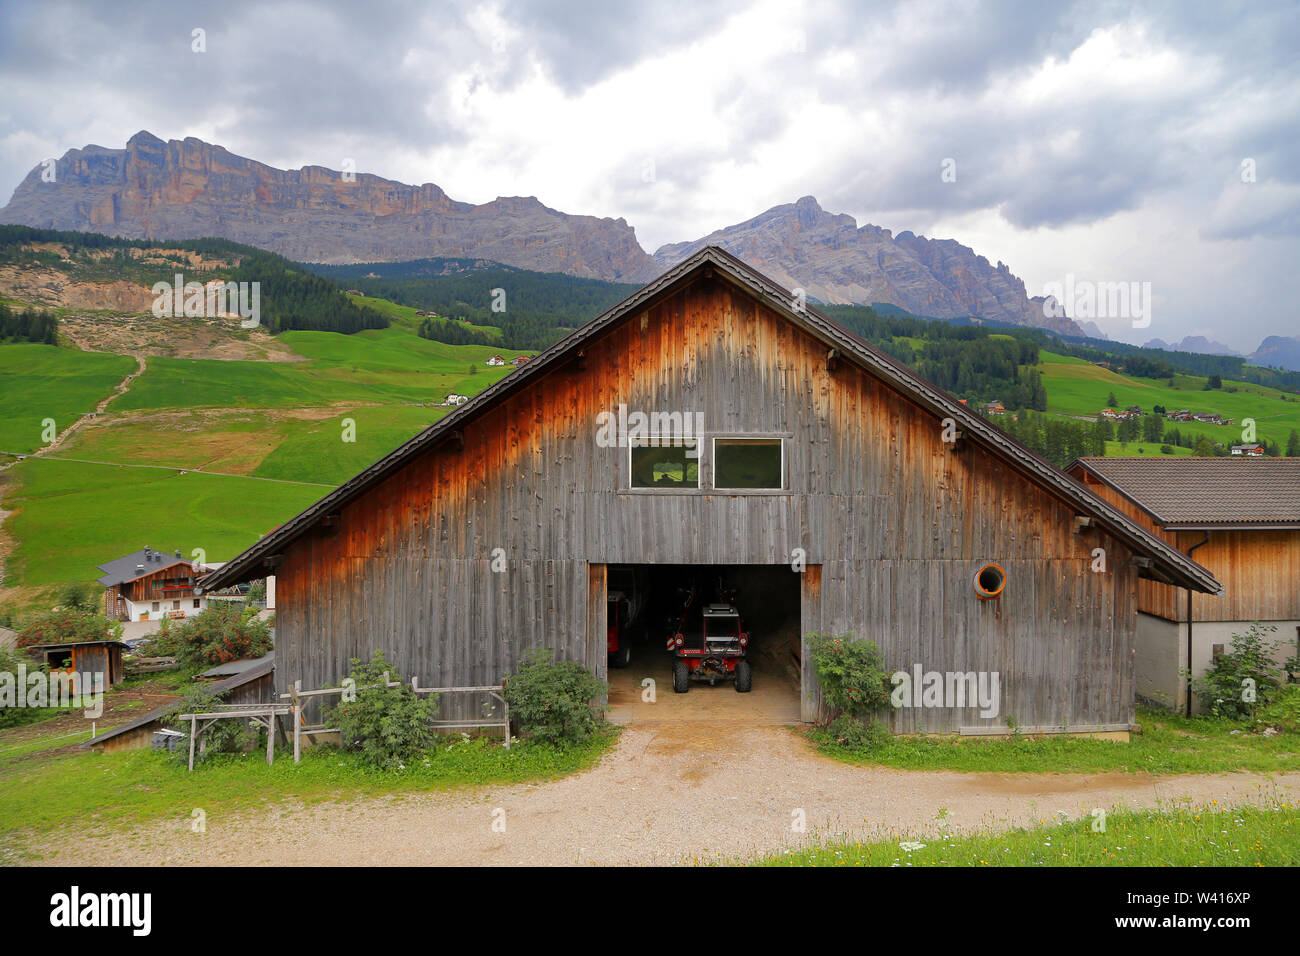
[36,722,1300,866]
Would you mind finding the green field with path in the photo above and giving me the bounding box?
[0,345,136,454]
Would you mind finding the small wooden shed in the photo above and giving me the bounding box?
[26,640,128,692]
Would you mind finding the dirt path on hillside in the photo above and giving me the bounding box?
[25,724,1299,867]
[42,354,147,455]
[0,354,145,472]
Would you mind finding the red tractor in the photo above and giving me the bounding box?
[666,584,752,693]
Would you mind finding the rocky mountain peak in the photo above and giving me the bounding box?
[0,133,652,280]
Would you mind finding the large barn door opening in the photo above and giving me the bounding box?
[600,563,803,725]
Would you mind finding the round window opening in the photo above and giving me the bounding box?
[974,563,1006,600]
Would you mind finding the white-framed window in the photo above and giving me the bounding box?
[712,437,785,490]
[151,601,160,612]
[171,600,181,611]
[629,439,700,489]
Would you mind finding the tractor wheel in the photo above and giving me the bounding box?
[610,643,631,668]
[673,659,690,694]
[734,660,753,693]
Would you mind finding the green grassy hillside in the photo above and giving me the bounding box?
[1039,350,1300,449]
[0,295,533,608]
[0,345,137,454]
[3,458,325,588]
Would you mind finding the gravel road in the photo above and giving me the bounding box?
[34,722,1299,867]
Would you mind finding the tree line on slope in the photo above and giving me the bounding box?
[0,300,58,344]
[0,225,388,336]
[312,265,641,351]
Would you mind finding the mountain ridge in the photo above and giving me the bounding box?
[0,132,1126,337]
[0,130,652,281]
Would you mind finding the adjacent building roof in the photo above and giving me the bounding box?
[82,655,276,749]
[196,650,275,680]
[1070,457,1300,529]
[26,640,128,652]
[201,246,1221,594]
[96,548,193,587]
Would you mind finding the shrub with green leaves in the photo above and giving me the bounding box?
[827,713,892,749]
[144,602,271,668]
[0,646,58,728]
[17,607,120,648]
[162,684,255,763]
[57,581,98,611]
[1188,622,1284,718]
[806,633,892,726]
[1253,683,1300,734]
[503,649,606,747]
[325,651,439,771]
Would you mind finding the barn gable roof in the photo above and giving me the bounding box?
[201,246,1220,594]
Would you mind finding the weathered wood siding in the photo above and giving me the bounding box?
[1178,529,1300,622]
[276,275,1142,730]
[1071,469,1182,621]
[1070,466,1300,624]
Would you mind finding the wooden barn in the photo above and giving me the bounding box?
[201,247,1218,735]
[1068,457,1300,713]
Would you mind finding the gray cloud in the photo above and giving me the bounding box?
[0,0,1296,350]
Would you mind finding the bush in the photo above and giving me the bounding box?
[144,603,271,668]
[503,649,606,747]
[163,684,256,763]
[1253,684,1300,734]
[57,581,97,611]
[806,633,892,726]
[1188,622,1283,718]
[325,651,439,771]
[17,607,120,648]
[0,647,58,728]
[827,714,892,749]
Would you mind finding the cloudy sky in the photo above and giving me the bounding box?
[1,0,1296,351]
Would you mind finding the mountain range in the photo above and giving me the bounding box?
[3,131,1297,365]
[0,130,1087,335]
[1144,335,1242,356]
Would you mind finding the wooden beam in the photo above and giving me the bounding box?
[1073,515,1093,533]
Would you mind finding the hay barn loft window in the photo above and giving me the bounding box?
[713,437,784,490]
[630,440,700,489]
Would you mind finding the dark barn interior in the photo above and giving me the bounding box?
[604,563,801,722]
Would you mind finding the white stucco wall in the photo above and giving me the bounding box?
[1136,612,1300,713]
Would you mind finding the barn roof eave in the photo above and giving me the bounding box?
[201,246,1220,595]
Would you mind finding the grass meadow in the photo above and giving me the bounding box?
[0,316,529,599]
[1038,350,1300,448]
[0,344,136,454]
